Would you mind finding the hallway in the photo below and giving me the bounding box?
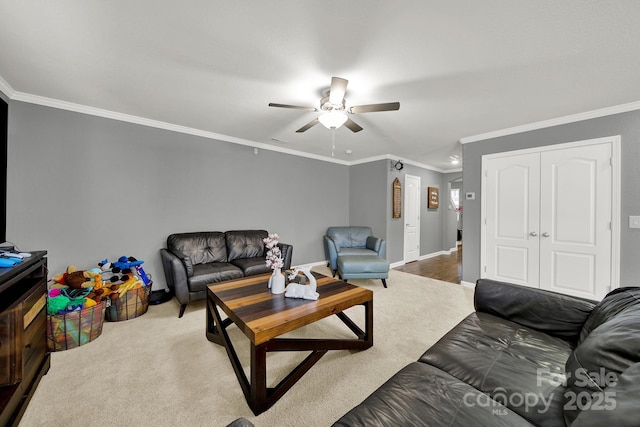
[394,244,462,284]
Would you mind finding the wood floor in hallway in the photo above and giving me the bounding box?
[394,244,462,284]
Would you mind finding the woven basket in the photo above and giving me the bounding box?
[46,301,106,351]
[105,282,151,322]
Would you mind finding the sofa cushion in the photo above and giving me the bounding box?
[231,257,271,277]
[570,362,640,427]
[327,226,372,251]
[475,279,596,344]
[168,232,228,267]
[187,262,243,292]
[563,290,640,425]
[578,287,640,343]
[226,230,268,262]
[419,312,572,427]
[333,362,533,427]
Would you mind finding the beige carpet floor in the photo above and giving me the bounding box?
[18,266,474,427]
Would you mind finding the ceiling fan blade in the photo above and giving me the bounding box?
[349,102,400,114]
[269,103,317,112]
[329,77,348,105]
[344,118,363,133]
[296,118,320,133]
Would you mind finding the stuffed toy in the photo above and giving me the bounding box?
[53,265,102,289]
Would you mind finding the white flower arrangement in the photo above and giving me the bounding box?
[263,233,284,270]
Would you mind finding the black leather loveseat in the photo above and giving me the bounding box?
[160,230,292,317]
[334,279,640,426]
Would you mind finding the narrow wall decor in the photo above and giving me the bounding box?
[392,178,402,218]
[428,186,439,209]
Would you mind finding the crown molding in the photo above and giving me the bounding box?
[0,75,15,99]
[459,100,640,144]
[3,78,444,172]
[11,91,353,165]
[348,154,444,172]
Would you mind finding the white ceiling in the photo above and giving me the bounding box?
[2,1,640,171]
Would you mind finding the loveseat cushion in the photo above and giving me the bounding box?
[168,232,228,271]
[333,362,533,427]
[563,288,640,425]
[187,262,243,292]
[231,257,271,276]
[226,230,268,262]
[419,312,571,427]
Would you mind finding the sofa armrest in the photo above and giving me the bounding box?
[474,278,597,344]
[278,242,293,270]
[323,235,339,270]
[366,236,386,258]
[160,249,190,305]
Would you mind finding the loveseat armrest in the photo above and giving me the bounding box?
[160,248,190,306]
[475,279,597,344]
[366,236,386,258]
[278,242,293,270]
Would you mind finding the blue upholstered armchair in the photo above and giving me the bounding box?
[323,226,386,276]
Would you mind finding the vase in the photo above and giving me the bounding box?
[269,268,286,294]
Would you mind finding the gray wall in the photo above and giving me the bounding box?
[349,160,387,240]
[7,101,349,287]
[462,109,640,286]
[384,162,450,264]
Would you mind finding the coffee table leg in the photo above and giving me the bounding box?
[250,342,267,414]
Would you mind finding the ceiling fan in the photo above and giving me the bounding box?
[269,77,400,133]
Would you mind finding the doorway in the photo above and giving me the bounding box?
[403,174,420,263]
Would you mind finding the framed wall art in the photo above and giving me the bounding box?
[392,178,402,218]
[428,186,439,209]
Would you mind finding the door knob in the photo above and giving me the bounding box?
[529,232,538,237]
[542,232,550,237]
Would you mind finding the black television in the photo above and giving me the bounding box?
[0,97,6,243]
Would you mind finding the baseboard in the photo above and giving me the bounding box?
[461,280,476,288]
[418,250,450,260]
[304,260,331,269]
[391,249,457,268]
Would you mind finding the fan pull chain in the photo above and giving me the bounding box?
[331,128,336,157]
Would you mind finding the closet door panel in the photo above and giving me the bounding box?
[485,153,540,287]
[539,143,612,300]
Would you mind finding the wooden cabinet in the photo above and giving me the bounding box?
[0,251,49,427]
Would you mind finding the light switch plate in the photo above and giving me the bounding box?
[630,216,640,229]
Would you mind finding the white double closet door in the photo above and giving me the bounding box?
[482,137,619,300]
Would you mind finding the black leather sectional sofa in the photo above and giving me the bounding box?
[334,279,640,426]
[160,230,292,317]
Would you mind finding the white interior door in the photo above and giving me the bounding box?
[485,153,540,287]
[483,138,617,300]
[404,174,420,263]
[539,143,612,299]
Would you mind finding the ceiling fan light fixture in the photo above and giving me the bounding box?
[318,110,348,129]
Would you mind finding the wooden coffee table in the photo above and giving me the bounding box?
[206,272,373,415]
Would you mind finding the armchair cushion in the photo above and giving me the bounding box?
[327,226,372,251]
[226,230,268,262]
